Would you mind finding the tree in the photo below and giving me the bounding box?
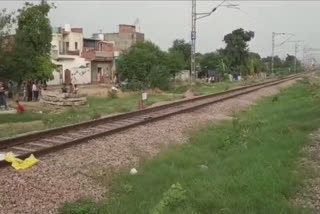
[284,54,302,72]
[116,41,179,90]
[169,39,191,70]
[248,52,265,75]
[9,2,54,86]
[261,56,283,73]
[0,9,15,79]
[167,51,184,75]
[199,52,225,77]
[221,28,255,75]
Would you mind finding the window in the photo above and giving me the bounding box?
[75,42,78,50]
[66,42,69,50]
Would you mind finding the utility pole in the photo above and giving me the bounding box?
[191,0,196,84]
[285,40,303,73]
[271,32,275,74]
[190,0,238,84]
[271,32,294,74]
[294,43,298,73]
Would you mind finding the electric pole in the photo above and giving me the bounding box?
[271,32,275,74]
[271,32,294,74]
[191,0,196,83]
[283,40,303,73]
[294,43,298,73]
[190,0,239,84]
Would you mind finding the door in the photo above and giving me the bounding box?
[64,69,71,85]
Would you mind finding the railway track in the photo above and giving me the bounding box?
[0,74,304,167]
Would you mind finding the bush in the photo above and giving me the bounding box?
[148,65,172,90]
[60,199,99,214]
[116,41,182,91]
[108,89,118,99]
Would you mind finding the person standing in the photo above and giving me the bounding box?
[23,83,27,101]
[32,82,37,101]
[0,82,8,110]
[36,82,41,100]
[27,81,32,101]
[8,81,13,99]
[74,84,79,94]
[69,83,74,94]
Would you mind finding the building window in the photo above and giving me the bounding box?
[75,42,78,50]
[66,42,69,50]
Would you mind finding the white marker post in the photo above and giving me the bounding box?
[141,92,147,109]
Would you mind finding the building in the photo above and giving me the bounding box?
[92,24,144,55]
[48,25,91,86]
[81,38,115,83]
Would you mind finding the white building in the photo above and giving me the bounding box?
[48,25,91,85]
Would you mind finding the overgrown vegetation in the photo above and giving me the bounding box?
[116,41,184,90]
[61,78,320,214]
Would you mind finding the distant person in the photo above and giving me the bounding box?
[69,83,74,94]
[74,84,79,94]
[42,81,47,91]
[32,82,37,101]
[23,83,27,101]
[16,100,25,114]
[27,81,32,101]
[61,83,67,93]
[36,82,41,99]
[0,82,8,110]
[8,80,13,99]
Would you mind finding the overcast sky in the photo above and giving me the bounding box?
[2,1,320,60]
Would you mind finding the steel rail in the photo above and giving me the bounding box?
[0,74,304,167]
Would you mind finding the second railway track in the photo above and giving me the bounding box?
[0,74,305,167]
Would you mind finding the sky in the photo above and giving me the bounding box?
[2,0,320,60]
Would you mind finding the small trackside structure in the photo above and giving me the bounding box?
[40,91,87,106]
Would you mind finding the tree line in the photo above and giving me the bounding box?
[0,3,302,92]
[117,28,303,90]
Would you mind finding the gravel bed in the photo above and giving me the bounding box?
[0,80,297,214]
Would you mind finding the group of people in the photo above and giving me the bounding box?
[61,83,79,94]
[0,81,81,114]
[23,81,46,102]
[0,81,24,113]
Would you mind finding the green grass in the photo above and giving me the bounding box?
[61,78,320,214]
[0,81,248,139]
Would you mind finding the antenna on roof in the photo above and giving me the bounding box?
[134,18,140,33]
